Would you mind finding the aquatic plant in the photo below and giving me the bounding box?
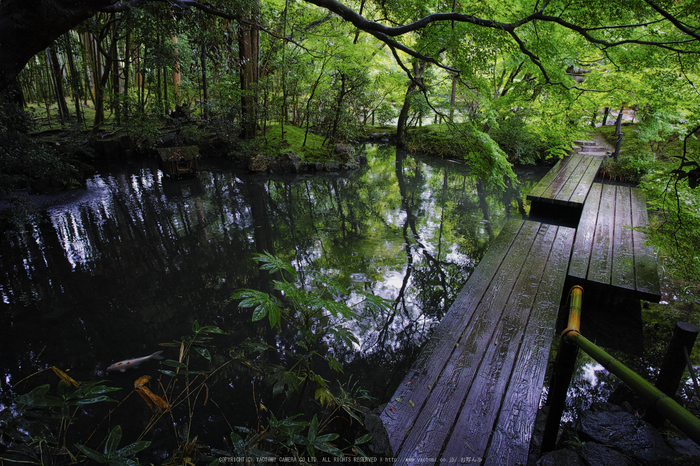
[0,254,385,464]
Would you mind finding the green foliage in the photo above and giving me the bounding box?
[643,166,700,282]
[405,122,516,188]
[258,124,334,162]
[489,113,551,165]
[1,375,122,464]
[75,426,151,465]
[0,89,77,210]
[119,104,163,151]
[228,253,385,459]
[15,381,120,408]
[232,252,361,351]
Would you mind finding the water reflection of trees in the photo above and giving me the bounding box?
[0,149,529,401]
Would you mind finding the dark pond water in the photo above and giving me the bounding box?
[0,145,548,458]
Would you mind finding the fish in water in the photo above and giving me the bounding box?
[107,351,164,372]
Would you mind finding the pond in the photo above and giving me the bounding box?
[0,144,547,459]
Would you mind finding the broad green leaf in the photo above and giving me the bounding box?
[232,289,282,326]
[253,252,295,276]
[322,299,355,319]
[197,325,227,334]
[161,359,188,368]
[105,425,122,455]
[327,356,344,373]
[75,444,108,463]
[114,440,151,458]
[194,346,212,362]
[15,385,63,407]
[313,437,343,457]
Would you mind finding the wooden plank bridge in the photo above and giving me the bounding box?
[380,142,661,464]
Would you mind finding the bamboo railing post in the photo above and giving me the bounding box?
[541,286,584,453]
[646,322,699,427]
[541,338,578,453]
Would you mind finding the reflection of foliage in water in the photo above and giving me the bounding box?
[0,147,534,458]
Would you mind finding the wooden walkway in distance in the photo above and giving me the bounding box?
[527,153,604,222]
[380,219,576,464]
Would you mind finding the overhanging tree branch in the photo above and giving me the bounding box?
[1,0,700,93]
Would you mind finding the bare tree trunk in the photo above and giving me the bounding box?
[47,44,70,121]
[172,35,181,105]
[238,1,260,139]
[397,61,427,148]
[200,49,208,118]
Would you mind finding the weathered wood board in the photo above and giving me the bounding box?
[567,183,660,302]
[380,219,576,464]
[527,154,603,210]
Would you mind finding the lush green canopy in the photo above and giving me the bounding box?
[2,0,700,277]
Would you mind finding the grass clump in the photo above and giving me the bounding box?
[259,124,339,163]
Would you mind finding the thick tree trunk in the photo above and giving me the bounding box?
[200,50,208,118]
[63,33,83,122]
[238,2,260,140]
[172,35,181,104]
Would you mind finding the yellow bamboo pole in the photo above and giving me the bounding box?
[562,286,700,446]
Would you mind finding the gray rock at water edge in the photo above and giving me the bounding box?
[580,441,634,466]
[274,151,302,173]
[575,403,674,463]
[334,143,355,163]
[667,437,700,457]
[324,161,341,172]
[537,449,586,466]
[247,154,270,172]
[364,411,393,458]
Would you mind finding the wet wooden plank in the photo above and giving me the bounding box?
[555,156,594,204]
[527,157,571,201]
[441,224,575,465]
[483,225,576,465]
[380,219,525,450]
[567,183,660,302]
[568,183,602,280]
[570,156,604,205]
[381,220,576,463]
[612,187,635,290]
[631,188,661,301]
[528,155,586,206]
[387,221,541,460]
[587,183,616,285]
